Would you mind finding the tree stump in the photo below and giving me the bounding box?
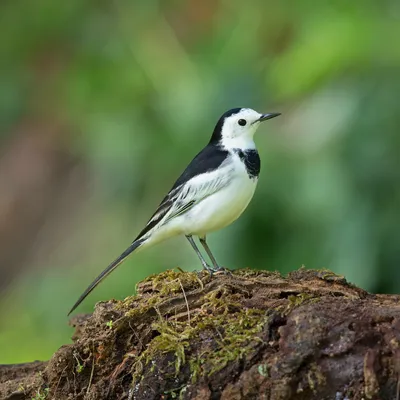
[1,268,400,399]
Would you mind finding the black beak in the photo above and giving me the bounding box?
[255,112,281,123]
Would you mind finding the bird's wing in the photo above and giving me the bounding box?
[135,159,233,240]
[165,167,234,223]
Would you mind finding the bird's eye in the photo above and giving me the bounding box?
[238,119,247,126]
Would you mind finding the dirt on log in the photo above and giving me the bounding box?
[1,268,400,400]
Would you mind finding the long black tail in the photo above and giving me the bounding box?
[68,239,144,315]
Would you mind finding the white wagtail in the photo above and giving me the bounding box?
[69,108,280,314]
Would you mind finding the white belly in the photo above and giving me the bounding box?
[182,175,257,236]
[144,151,259,245]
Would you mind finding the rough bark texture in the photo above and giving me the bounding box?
[1,268,400,400]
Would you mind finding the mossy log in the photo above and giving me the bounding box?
[1,268,400,400]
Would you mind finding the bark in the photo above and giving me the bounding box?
[1,268,400,400]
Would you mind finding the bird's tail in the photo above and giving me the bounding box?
[68,239,145,315]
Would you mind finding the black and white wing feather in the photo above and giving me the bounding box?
[135,145,231,240]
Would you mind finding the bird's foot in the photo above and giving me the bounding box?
[199,263,215,277]
[211,265,232,276]
[195,264,231,278]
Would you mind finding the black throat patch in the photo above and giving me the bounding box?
[234,148,260,178]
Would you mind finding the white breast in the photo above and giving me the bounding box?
[143,151,259,247]
[182,153,258,236]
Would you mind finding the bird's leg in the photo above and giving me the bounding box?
[186,235,214,275]
[199,236,220,270]
[199,236,230,274]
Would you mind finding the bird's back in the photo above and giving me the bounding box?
[171,144,230,190]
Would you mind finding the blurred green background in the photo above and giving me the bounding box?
[1,0,399,363]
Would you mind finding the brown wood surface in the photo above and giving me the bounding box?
[1,268,400,400]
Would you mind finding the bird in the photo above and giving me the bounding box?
[68,107,280,315]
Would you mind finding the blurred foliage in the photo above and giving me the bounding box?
[0,0,399,363]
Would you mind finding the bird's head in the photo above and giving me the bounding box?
[210,108,280,149]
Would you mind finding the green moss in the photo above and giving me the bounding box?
[258,364,269,377]
[124,270,288,391]
[149,320,189,375]
[130,318,189,385]
[73,351,84,373]
[138,269,206,294]
[125,268,334,393]
[188,357,202,383]
[194,308,267,376]
[121,296,159,319]
[106,320,113,329]
[281,293,320,315]
[120,269,206,319]
[232,268,281,279]
[306,363,326,392]
[131,294,269,386]
[317,269,345,282]
[288,293,316,307]
[201,287,241,313]
[31,388,49,400]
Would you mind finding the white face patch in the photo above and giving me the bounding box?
[219,108,264,149]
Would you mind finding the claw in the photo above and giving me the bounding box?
[202,263,215,276]
[206,268,215,277]
[195,265,214,279]
[213,266,232,276]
